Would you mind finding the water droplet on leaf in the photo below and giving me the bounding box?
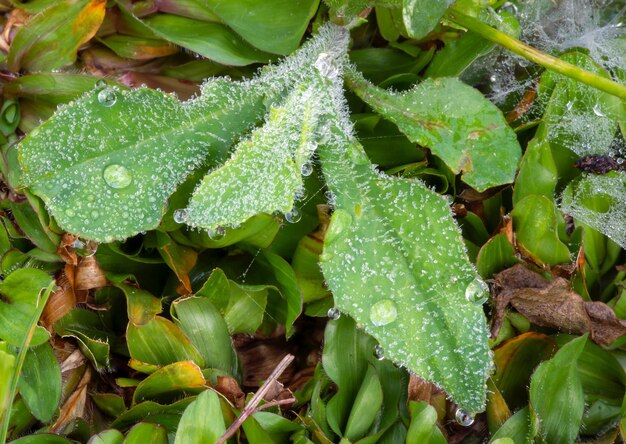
[173,209,188,224]
[103,164,132,189]
[95,79,106,89]
[98,88,117,107]
[285,208,301,223]
[374,345,385,360]
[65,209,76,217]
[327,307,340,320]
[314,52,340,77]
[455,408,474,426]
[465,277,489,305]
[370,299,398,326]
[208,226,225,240]
[301,162,313,176]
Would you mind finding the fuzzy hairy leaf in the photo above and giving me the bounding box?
[319,126,490,412]
[185,80,320,230]
[347,70,521,191]
[19,80,266,242]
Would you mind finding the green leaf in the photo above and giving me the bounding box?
[54,308,111,370]
[10,435,74,444]
[319,131,491,412]
[346,69,521,191]
[171,297,239,375]
[0,269,52,347]
[406,401,447,444]
[141,14,273,66]
[476,234,518,279]
[186,79,320,230]
[529,335,586,444]
[127,317,205,368]
[7,0,106,72]
[0,344,16,420]
[402,0,455,39]
[174,390,227,444]
[203,0,320,55]
[132,361,206,404]
[86,429,124,444]
[489,407,537,444]
[511,195,571,266]
[344,365,383,441]
[561,172,626,249]
[17,343,61,422]
[111,398,193,432]
[124,422,168,444]
[19,79,266,242]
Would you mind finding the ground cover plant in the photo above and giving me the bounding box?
[0,0,624,442]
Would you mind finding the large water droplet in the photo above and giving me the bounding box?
[370,299,397,326]
[103,164,132,189]
[465,277,489,305]
[325,209,352,245]
[327,307,340,320]
[301,162,313,177]
[98,88,117,107]
[173,209,188,224]
[455,408,474,426]
[285,208,302,223]
[208,226,225,240]
[374,345,385,360]
[95,79,107,89]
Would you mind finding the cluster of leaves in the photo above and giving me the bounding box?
[0,0,624,443]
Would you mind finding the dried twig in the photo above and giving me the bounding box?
[216,354,294,444]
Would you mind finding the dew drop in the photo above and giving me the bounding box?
[325,209,352,245]
[65,209,76,218]
[95,79,106,89]
[324,190,336,207]
[455,408,474,427]
[73,239,86,250]
[314,52,339,77]
[370,299,397,327]
[173,209,188,224]
[374,345,385,360]
[98,88,117,107]
[465,277,489,305]
[208,226,225,240]
[327,307,340,320]
[566,101,574,110]
[103,164,132,189]
[592,104,605,117]
[301,162,313,177]
[294,187,307,201]
[285,208,302,223]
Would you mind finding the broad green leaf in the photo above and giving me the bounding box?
[476,234,518,279]
[10,435,74,444]
[346,69,521,191]
[529,335,586,444]
[7,0,106,72]
[0,343,16,420]
[114,283,162,326]
[124,422,168,444]
[99,35,177,60]
[17,343,61,422]
[174,390,226,444]
[127,317,205,368]
[0,268,52,347]
[171,297,238,375]
[19,79,266,242]
[561,172,626,249]
[91,393,127,418]
[142,14,273,66]
[186,79,320,230]
[147,230,197,293]
[511,195,571,266]
[132,361,206,404]
[203,0,319,55]
[86,429,124,444]
[402,0,455,39]
[406,401,447,444]
[319,128,491,412]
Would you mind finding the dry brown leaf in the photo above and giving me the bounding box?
[75,255,107,290]
[51,367,91,432]
[492,264,626,345]
[215,376,245,409]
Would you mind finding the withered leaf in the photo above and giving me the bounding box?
[492,264,626,346]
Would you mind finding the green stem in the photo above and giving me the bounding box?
[0,281,55,444]
[444,9,626,100]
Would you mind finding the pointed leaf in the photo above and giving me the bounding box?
[186,80,320,230]
[174,390,226,444]
[17,343,61,422]
[529,335,586,444]
[132,361,206,404]
[347,70,521,191]
[319,130,490,413]
[19,80,266,242]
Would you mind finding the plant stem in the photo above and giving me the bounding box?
[444,9,626,100]
[0,282,55,444]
